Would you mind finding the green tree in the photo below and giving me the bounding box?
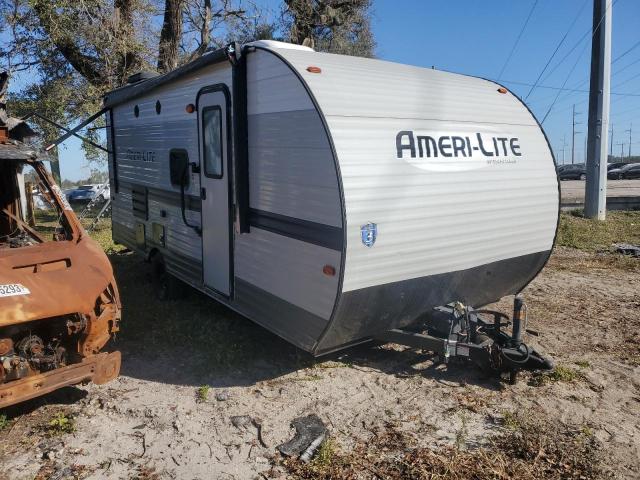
[1,0,376,174]
[283,0,375,57]
[0,0,265,166]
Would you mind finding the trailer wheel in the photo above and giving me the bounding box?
[579,173,586,180]
[151,253,186,301]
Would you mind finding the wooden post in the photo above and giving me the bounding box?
[25,182,36,226]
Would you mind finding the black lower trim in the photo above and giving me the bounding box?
[233,278,328,351]
[314,251,550,355]
[249,208,343,251]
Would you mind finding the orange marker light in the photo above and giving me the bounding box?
[497,87,508,94]
[306,66,322,74]
[322,265,336,276]
[185,103,196,113]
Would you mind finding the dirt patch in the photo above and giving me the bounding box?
[1,246,638,479]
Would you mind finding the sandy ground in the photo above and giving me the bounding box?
[1,247,638,480]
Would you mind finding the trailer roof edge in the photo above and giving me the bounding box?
[103,47,229,109]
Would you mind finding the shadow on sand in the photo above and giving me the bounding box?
[108,250,503,392]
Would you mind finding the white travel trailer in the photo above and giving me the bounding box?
[103,40,559,374]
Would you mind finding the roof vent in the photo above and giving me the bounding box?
[126,71,159,84]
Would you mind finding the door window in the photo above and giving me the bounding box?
[202,106,223,178]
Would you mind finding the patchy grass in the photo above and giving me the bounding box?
[276,414,607,480]
[502,411,520,430]
[547,248,639,273]
[557,211,640,251]
[530,365,583,387]
[196,385,210,403]
[311,439,338,470]
[34,208,124,253]
[47,412,76,436]
[0,414,8,430]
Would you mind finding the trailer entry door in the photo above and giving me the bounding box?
[198,87,231,296]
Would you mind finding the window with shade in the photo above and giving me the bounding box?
[202,106,223,178]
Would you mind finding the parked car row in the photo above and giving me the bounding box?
[65,183,111,203]
[607,163,640,180]
[557,164,586,180]
[556,162,640,180]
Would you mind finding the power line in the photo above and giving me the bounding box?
[612,39,640,64]
[610,105,640,119]
[540,0,618,85]
[500,79,640,96]
[535,51,640,106]
[571,104,582,164]
[525,0,589,100]
[613,56,640,77]
[497,0,539,80]
[541,40,590,123]
[539,0,617,123]
[612,70,640,90]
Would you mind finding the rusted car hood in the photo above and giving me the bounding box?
[0,236,115,326]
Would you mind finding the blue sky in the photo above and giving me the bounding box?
[7,0,640,179]
[371,0,639,165]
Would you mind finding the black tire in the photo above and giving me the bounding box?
[151,253,185,301]
[618,173,623,180]
[579,173,586,180]
[97,194,105,202]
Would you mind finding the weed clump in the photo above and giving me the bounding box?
[0,414,8,430]
[557,211,640,252]
[47,412,75,435]
[530,365,583,386]
[276,414,607,480]
[196,385,211,403]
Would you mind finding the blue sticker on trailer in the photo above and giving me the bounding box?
[361,222,377,247]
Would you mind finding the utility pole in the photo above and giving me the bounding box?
[585,0,612,220]
[609,123,613,159]
[625,123,632,159]
[572,104,582,164]
[562,135,567,165]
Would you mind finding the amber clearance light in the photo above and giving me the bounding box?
[306,66,322,74]
[185,103,196,113]
[497,87,508,94]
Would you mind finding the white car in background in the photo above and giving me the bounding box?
[66,183,110,203]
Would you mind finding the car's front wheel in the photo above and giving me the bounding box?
[579,173,586,180]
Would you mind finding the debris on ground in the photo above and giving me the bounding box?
[277,414,328,461]
[278,415,608,480]
[230,415,252,430]
[612,243,640,257]
[215,390,230,402]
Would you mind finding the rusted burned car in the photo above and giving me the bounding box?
[0,123,121,409]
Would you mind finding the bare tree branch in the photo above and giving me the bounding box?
[30,0,106,86]
[158,0,186,73]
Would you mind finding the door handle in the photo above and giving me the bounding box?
[201,187,206,200]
